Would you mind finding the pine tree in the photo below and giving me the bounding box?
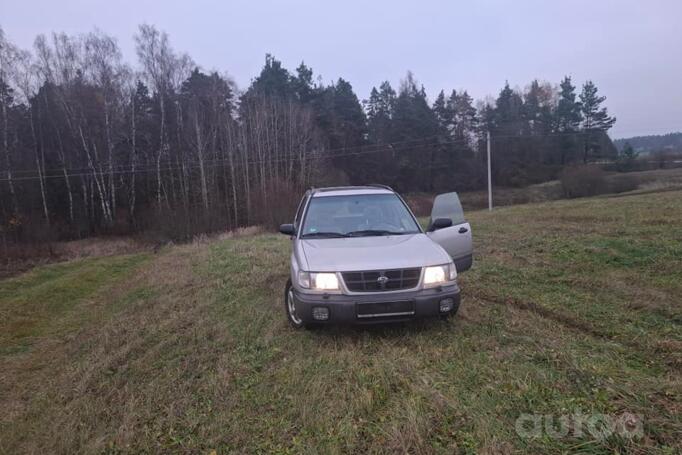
[365,88,381,120]
[493,82,524,136]
[580,81,616,162]
[580,81,616,131]
[366,81,395,145]
[392,73,439,140]
[618,141,639,171]
[329,78,367,150]
[553,76,583,164]
[391,72,441,191]
[621,142,638,160]
[292,62,315,103]
[364,81,398,184]
[555,76,582,132]
[432,90,451,132]
[523,80,553,135]
[450,90,477,143]
[314,78,367,182]
[477,101,495,136]
[245,54,294,99]
[489,82,529,185]
[377,81,396,114]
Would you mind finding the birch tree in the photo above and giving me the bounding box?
[0,27,19,215]
[134,24,193,209]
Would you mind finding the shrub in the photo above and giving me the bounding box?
[560,166,607,198]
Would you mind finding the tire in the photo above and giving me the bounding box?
[284,279,305,329]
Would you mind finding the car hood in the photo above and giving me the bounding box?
[300,233,450,272]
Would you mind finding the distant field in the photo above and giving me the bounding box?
[455,166,682,212]
[0,190,680,453]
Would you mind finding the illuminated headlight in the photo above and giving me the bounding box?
[312,272,339,290]
[298,271,340,291]
[423,263,457,287]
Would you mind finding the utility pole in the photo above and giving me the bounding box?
[487,131,492,211]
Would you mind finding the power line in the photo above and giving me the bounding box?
[1,129,602,180]
[0,137,475,182]
[487,130,594,139]
[6,133,474,176]
[0,129,621,184]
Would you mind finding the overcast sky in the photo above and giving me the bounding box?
[2,0,681,138]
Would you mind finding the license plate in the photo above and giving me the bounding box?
[356,300,415,318]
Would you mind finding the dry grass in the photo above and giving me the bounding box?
[0,190,681,453]
[54,236,146,259]
[0,236,149,279]
[1,226,267,279]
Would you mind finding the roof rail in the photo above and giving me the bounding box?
[313,186,359,193]
[310,185,394,194]
[366,183,394,191]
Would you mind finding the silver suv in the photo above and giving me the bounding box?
[279,185,473,328]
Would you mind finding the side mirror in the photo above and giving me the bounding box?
[279,223,296,236]
[431,218,453,231]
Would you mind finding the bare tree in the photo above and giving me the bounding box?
[83,30,131,224]
[0,27,19,215]
[34,33,82,225]
[11,40,51,227]
[134,24,193,210]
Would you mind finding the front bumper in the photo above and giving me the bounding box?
[292,283,461,324]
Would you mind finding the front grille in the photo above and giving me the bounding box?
[341,268,421,292]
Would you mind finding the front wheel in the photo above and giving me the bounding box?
[284,279,305,329]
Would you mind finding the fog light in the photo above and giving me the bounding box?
[312,306,329,321]
[439,298,454,313]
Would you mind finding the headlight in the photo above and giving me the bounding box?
[423,263,457,287]
[312,272,340,290]
[298,271,340,291]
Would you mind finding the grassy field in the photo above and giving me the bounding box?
[455,166,682,211]
[0,190,680,453]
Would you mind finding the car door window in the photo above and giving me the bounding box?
[430,192,466,227]
[427,192,473,272]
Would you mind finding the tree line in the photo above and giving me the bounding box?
[0,25,617,244]
[614,132,682,154]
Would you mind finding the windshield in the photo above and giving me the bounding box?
[300,193,421,238]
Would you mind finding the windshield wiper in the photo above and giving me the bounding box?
[301,231,350,238]
[346,229,412,237]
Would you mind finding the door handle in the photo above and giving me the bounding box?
[458,227,468,234]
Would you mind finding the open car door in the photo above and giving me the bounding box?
[426,192,473,272]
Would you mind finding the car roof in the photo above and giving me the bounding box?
[310,185,395,198]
